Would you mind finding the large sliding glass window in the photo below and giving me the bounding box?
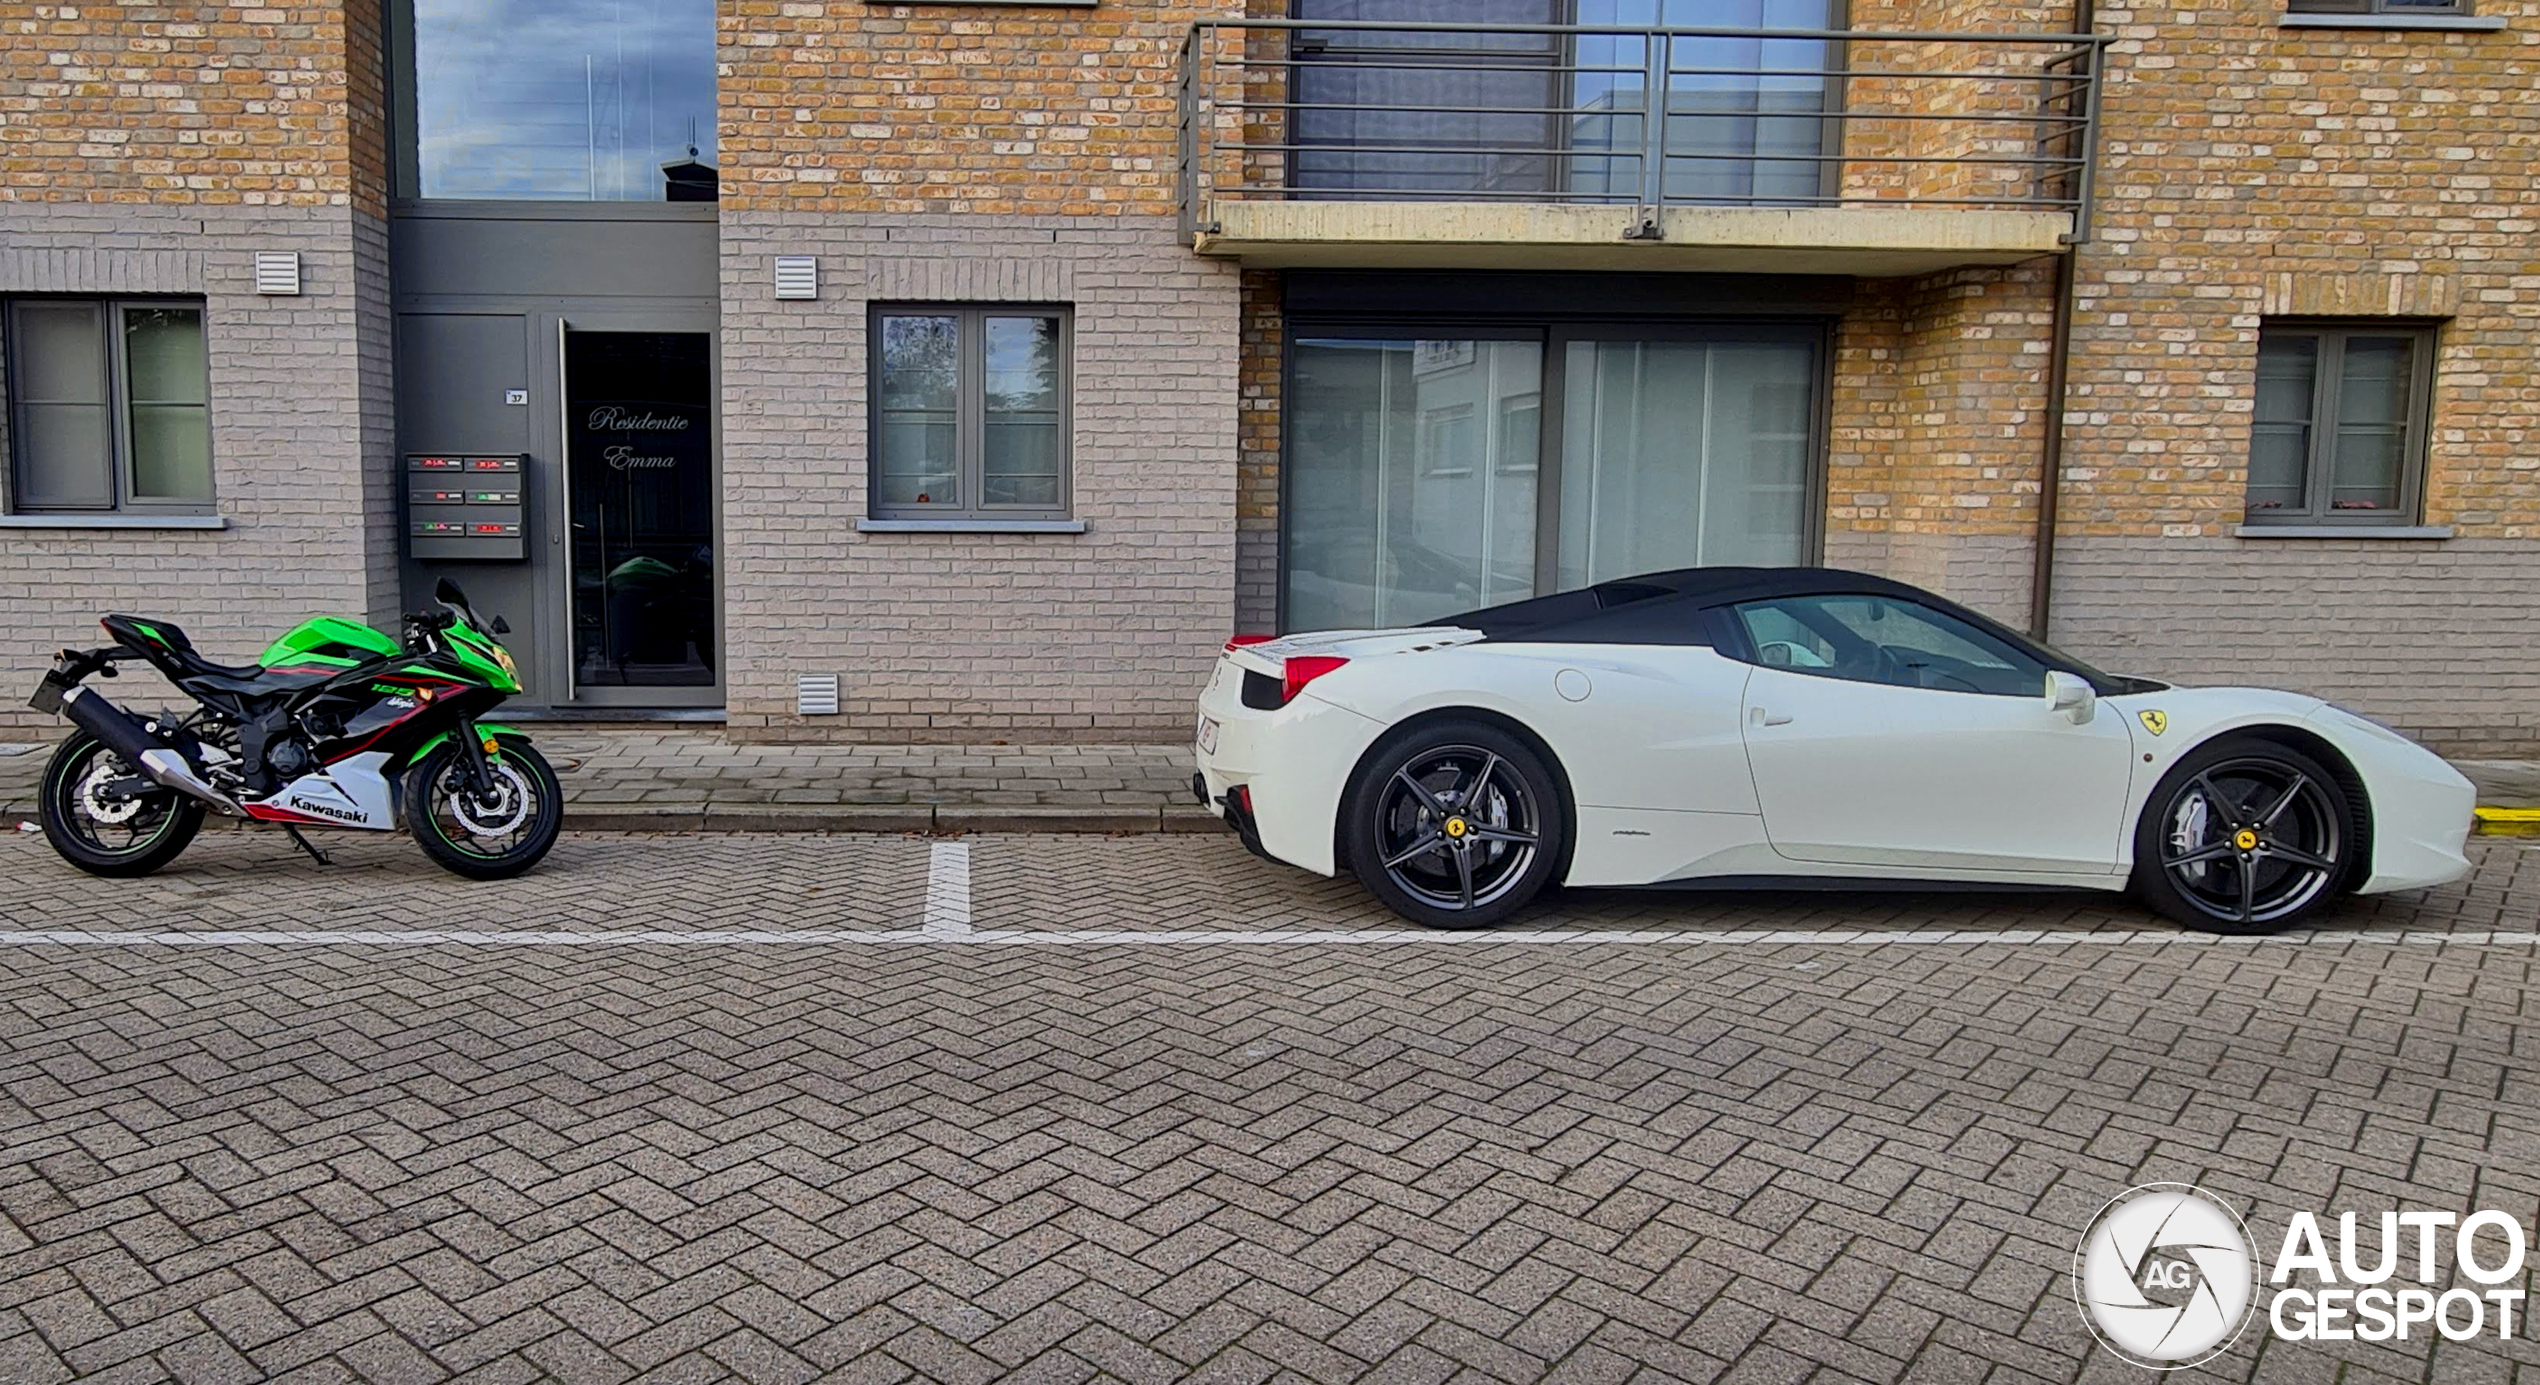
[1557,336,1813,586]
[1284,324,1820,631]
[400,0,718,201]
[1288,338,1543,631]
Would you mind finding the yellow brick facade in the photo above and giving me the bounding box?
[718,0,1224,215]
[0,0,385,212]
[2062,2,2538,541]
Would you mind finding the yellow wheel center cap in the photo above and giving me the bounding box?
[1443,817,1469,839]
[2233,828,2260,851]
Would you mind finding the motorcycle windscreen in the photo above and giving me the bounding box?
[564,330,715,687]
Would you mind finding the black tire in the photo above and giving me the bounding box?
[1343,719,1567,930]
[404,739,563,880]
[38,732,205,878]
[2131,736,2356,935]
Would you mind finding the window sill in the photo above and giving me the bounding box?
[2234,523,2453,539]
[2278,12,2506,30]
[0,513,228,531]
[856,518,1087,535]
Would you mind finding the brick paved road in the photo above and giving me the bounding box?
[0,828,2535,1383]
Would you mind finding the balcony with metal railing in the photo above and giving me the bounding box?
[1175,17,2110,276]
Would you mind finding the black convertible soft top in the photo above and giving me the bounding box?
[1428,566,1944,646]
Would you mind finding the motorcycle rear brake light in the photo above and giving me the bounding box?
[1281,655,1348,705]
[1224,634,1275,651]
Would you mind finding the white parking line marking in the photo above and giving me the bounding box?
[923,839,972,939]
[0,928,2525,948]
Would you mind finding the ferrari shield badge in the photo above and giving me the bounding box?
[2138,710,2169,736]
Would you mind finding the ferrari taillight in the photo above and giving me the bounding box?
[1280,655,1348,705]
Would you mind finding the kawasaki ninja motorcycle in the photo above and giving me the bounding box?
[26,579,561,880]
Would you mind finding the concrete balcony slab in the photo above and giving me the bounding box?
[1191,200,2074,276]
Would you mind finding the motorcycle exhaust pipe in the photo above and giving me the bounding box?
[58,684,242,815]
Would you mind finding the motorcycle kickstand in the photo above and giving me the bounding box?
[282,825,332,866]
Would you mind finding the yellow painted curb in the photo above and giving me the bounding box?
[2473,807,2540,836]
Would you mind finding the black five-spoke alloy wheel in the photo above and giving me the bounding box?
[1345,720,1567,930]
[2133,737,2355,934]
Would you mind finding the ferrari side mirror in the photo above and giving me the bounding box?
[2045,670,2096,724]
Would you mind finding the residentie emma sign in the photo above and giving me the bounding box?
[2073,1182,2530,1370]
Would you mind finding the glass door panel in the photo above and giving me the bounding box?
[565,330,715,689]
[1286,338,1543,631]
[1556,337,1813,590]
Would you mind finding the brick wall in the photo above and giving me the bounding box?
[2038,0,2540,750]
[718,0,1234,216]
[1234,268,1278,633]
[0,205,400,735]
[0,0,396,735]
[717,211,1239,742]
[0,0,385,215]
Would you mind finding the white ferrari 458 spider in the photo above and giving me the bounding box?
[1191,568,2474,933]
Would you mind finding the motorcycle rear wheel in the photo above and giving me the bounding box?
[39,732,205,877]
[404,740,563,880]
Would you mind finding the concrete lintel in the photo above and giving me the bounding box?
[1194,200,2072,276]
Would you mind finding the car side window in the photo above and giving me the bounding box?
[1733,595,2050,697]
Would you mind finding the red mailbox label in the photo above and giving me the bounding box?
[412,456,461,470]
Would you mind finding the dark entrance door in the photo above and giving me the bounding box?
[563,329,718,702]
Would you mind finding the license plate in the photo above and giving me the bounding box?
[1196,717,1219,755]
[27,672,70,715]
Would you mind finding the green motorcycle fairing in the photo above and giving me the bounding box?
[258,616,402,673]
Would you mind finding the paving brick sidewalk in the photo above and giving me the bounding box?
[0,728,1207,834]
[2,729,2533,834]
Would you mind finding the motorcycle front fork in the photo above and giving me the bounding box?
[452,718,498,798]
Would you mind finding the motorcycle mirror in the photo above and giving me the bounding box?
[491,616,511,635]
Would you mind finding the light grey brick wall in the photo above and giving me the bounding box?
[2050,535,2540,757]
[717,211,1241,742]
[0,205,398,734]
[1235,519,1278,632]
[1822,528,2035,629]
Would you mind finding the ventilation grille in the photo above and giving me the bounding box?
[253,251,301,296]
[796,673,841,716]
[773,256,818,300]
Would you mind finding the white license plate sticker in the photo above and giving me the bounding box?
[1197,717,1219,755]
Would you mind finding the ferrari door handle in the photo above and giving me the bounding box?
[1750,706,1793,727]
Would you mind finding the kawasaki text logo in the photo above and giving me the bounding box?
[285,795,367,825]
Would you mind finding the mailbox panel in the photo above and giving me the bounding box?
[407,453,527,560]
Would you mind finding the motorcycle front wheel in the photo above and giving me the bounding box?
[39,732,205,877]
[403,739,563,880]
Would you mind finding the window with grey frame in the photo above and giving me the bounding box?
[6,299,214,515]
[869,306,1073,520]
[2285,0,2465,15]
[2247,322,2436,526]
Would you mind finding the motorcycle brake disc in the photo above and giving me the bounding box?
[450,763,533,837]
[78,761,147,825]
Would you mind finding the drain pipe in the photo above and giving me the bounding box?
[2030,0,2098,643]
[2028,244,2078,642]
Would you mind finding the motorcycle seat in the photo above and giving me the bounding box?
[100,614,335,696]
